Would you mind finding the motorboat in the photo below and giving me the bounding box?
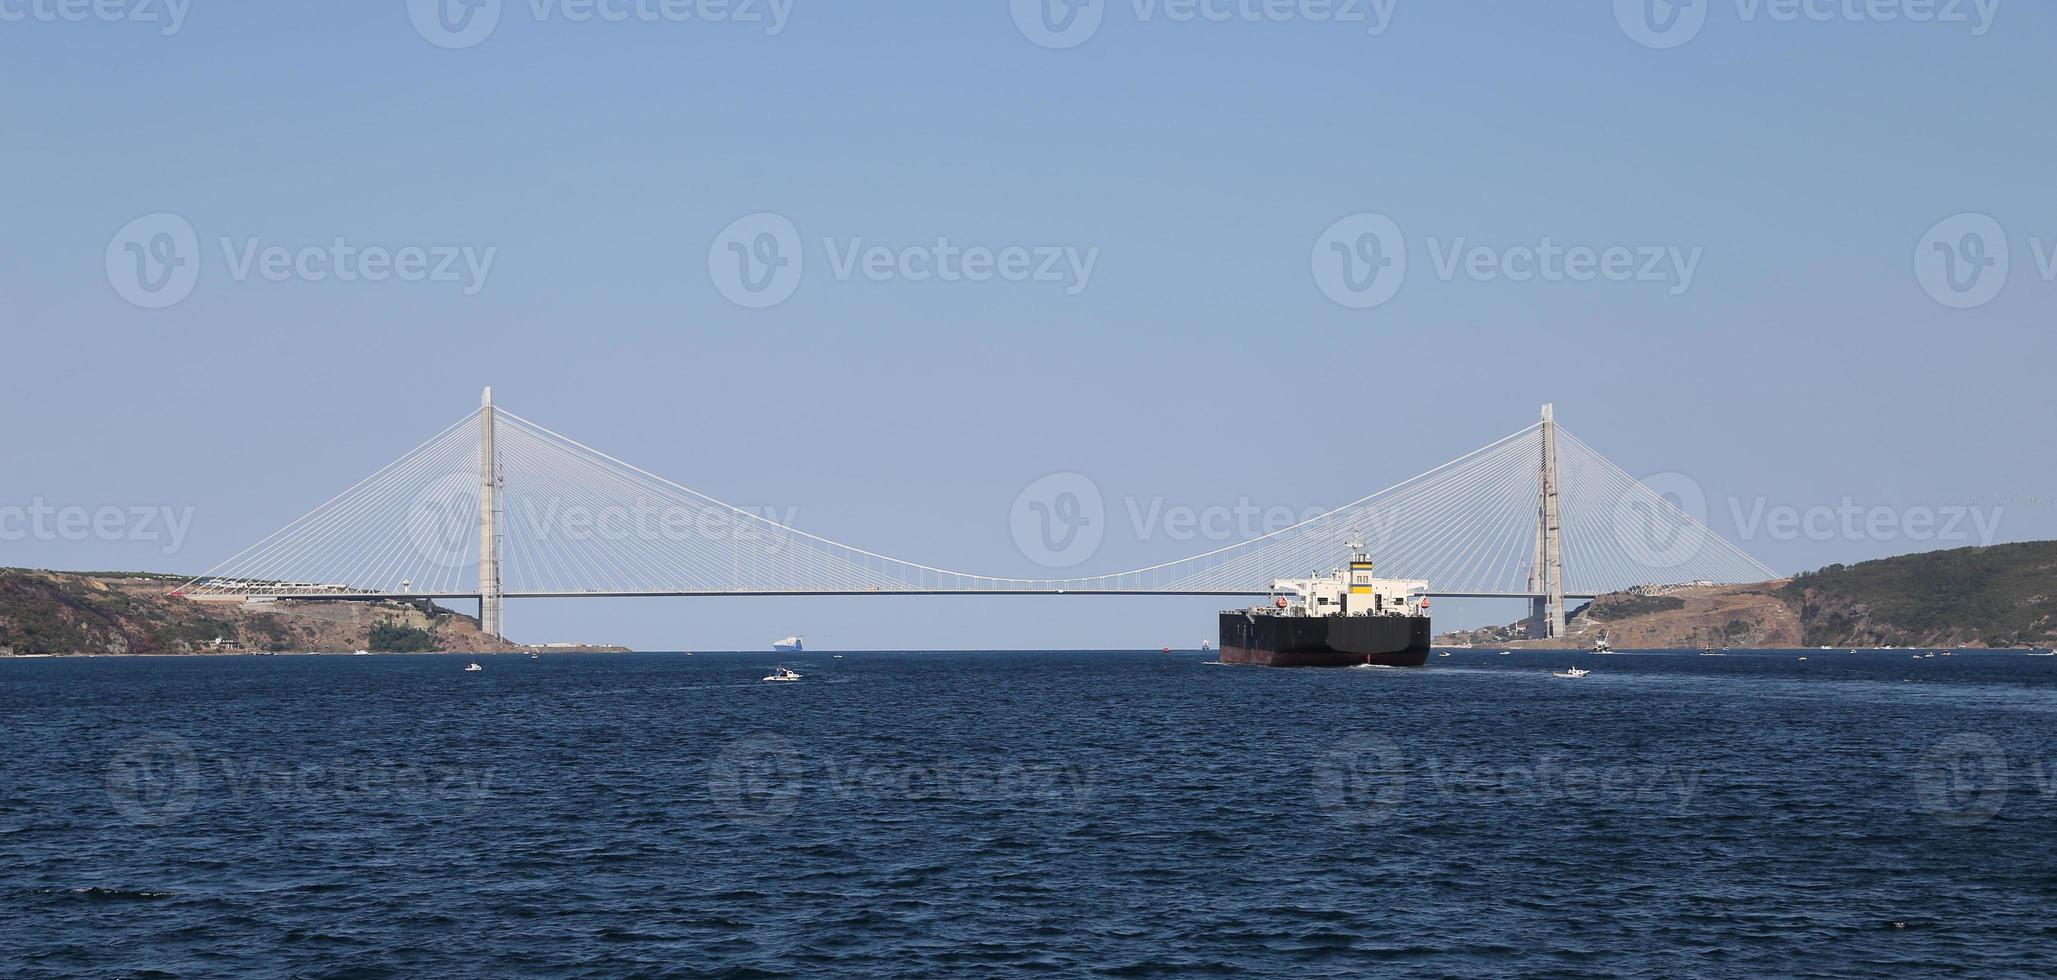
[1552,666,1590,679]
[464,662,483,672]
[763,666,802,683]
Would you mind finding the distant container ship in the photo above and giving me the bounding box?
[773,635,804,653]
[1219,546,1431,667]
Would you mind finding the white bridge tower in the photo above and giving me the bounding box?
[478,386,503,639]
[1528,403,1566,639]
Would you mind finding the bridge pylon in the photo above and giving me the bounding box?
[478,386,503,639]
[1528,404,1566,639]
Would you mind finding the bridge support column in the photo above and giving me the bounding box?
[479,386,503,639]
[1528,404,1565,639]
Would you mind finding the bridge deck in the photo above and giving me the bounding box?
[196,590,1601,601]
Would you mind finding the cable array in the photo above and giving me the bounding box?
[179,405,1775,600]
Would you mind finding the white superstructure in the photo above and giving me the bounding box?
[1266,545,1427,619]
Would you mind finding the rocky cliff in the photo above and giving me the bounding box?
[0,569,622,656]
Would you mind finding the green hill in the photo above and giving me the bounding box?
[1781,541,2057,648]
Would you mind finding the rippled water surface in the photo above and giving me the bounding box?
[3,649,2055,977]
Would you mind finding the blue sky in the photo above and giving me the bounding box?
[2,2,2052,649]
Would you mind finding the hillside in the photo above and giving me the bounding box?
[1439,541,2057,649]
[0,569,623,656]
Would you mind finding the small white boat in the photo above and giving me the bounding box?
[773,635,804,654]
[353,649,370,656]
[1498,650,1511,656]
[762,666,802,683]
[1924,652,1937,659]
[1592,637,1612,653]
[1553,666,1590,679]
[1439,652,1451,658]
[464,662,483,672]
[1797,657,1808,662]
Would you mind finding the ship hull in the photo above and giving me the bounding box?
[1218,613,1432,667]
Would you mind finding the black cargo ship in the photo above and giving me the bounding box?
[1218,546,1432,667]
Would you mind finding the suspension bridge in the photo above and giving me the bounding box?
[173,390,1774,639]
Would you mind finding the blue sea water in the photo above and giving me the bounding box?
[2,649,2054,977]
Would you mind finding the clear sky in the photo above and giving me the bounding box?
[2,1,2052,649]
